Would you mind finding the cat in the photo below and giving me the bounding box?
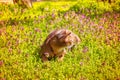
[40,29,80,62]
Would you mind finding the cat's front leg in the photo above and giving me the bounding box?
[57,50,66,62]
[41,54,49,62]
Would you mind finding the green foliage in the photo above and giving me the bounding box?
[0,1,120,80]
[111,0,120,12]
[69,0,113,16]
[42,0,77,1]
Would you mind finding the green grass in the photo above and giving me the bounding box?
[0,1,120,80]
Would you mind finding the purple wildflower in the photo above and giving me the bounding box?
[79,62,83,66]
[9,48,12,53]
[82,46,89,53]
[52,13,55,19]
[20,26,24,31]
[0,60,4,66]
[34,28,41,33]
[79,19,83,24]
[81,15,85,19]
[44,52,49,58]
[99,26,103,29]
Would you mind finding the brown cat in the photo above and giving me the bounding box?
[40,29,80,62]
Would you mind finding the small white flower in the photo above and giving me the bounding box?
[44,52,49,58]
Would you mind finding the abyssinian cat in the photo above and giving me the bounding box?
[40,29,80,62]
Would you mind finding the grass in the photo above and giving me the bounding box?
[0,1,120,80]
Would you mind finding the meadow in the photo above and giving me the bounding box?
[0,0,120,80]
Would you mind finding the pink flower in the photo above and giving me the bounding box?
[79,62,83,66]
[99,26,103,29]
[81,15,85,19]
[20,26,24,31]
[34,28,41,33]
[82,46,89,53]
[9,48,12,53]
[44,52,49,58]
[0,60,4,66]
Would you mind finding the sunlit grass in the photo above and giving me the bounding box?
[0,1,120,80]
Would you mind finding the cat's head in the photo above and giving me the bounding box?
[56,29,80,47]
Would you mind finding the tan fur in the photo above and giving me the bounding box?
[13,0,32,8]
[40,29,80,62]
